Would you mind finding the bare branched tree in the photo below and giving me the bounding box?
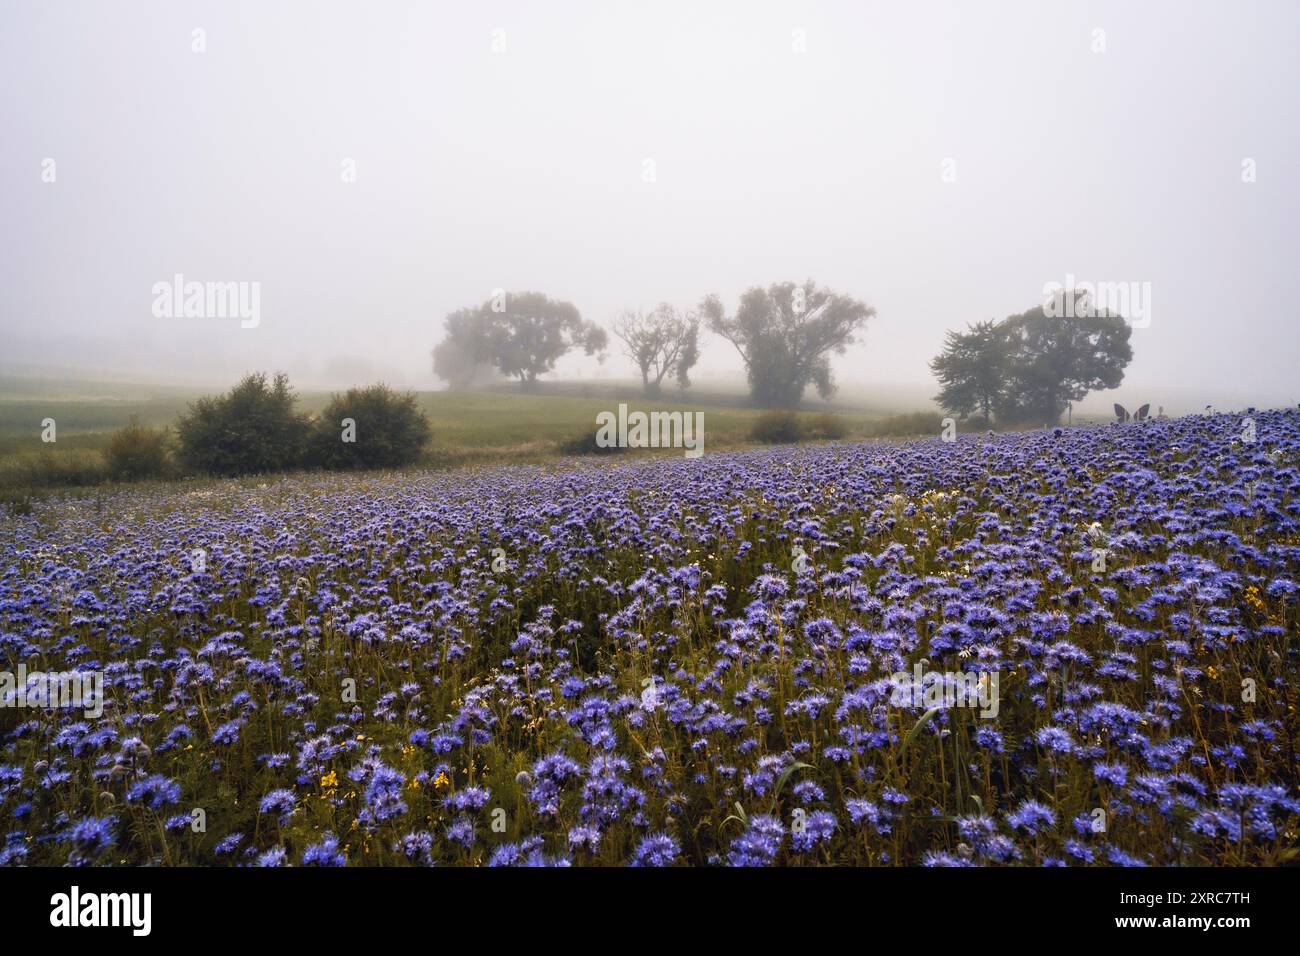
[611,304,701,397]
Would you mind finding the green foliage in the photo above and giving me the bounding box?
[900,707,943,757]
[931,295,1134,427]
[930,319,1011,420]
[306,385,432,470]
[749,410,808,444]
[175,372,309,476]
[701,280,875,408]
[997,297,1133,425]
[104,417,171,480]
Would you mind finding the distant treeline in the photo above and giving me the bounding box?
[433,281,875,407]
[433,282,1135,426]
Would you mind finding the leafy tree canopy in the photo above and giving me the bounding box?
[701,280,875,408]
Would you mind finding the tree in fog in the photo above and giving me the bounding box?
[700,280,875,408]
[930,319,1012,421]
[996,291,1133,425]
[932,292,1134,427]
[611,304,701,397]
[431,308,501,388]
[434,292,607,389]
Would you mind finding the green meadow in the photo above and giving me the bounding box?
[0,374,944,497]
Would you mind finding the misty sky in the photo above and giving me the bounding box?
[2,0,1298,412]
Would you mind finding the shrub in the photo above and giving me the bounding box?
[306,384,432,470]
[558,427,627,456]
[869,411,944,437]
[104,418,170,480]
[809,412,848,440]
[749,411,807,444]
[176,372,309,476]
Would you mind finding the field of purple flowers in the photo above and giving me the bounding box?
[2,411,1298,866]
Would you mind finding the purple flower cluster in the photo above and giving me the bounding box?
[1,410,1297,865]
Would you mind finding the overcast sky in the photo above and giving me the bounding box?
[2,0,1297,412]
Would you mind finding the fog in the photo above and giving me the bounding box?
[2,0,1298,414]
